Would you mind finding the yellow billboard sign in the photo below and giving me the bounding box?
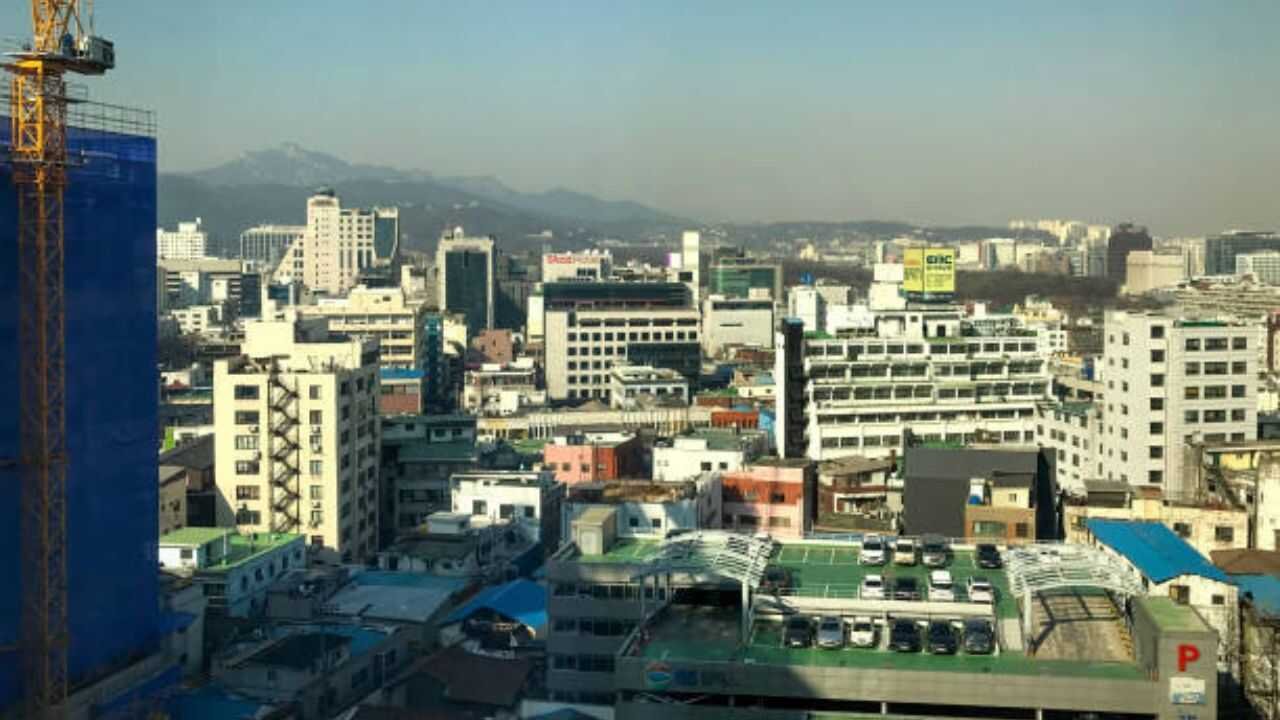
[903,247,955,299]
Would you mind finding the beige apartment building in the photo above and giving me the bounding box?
[272,189,399,295]
[213,311,381,562]
[296,285,427,371]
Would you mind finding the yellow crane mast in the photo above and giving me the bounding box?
[4,1,113,717]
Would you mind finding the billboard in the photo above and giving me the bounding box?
[902,247,956,302]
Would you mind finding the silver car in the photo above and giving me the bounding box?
[816,615,845,649]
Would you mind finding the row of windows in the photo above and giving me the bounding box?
[812,383,1047,402]
[550,654,615,673]
[1183,385,1248,400]
[820,430,1032,449]
[552,582,667,600]
[815,408,1035,425]
[569,330,697,343]
[807,340,1038,359]
[552,618,636,636]
[573,317,698,329]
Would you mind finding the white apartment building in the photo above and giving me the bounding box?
[1235,251,1280,285]
[609,365,689,408]
[544,304,701,402]
[169,304,222,335]
[159,257,244,309]
[1035,401,1105,494]
[449,470,565,546]
[240,224,304,272]
[652,428,769,482]
[541,250,612,283]
[273,189,399,295]
[701,295,774,357]
[463,359,544,416]
[1124,250,1186,294]
[1100,311,1258,493]
[781,305,1053,461]
[296,285,427,371]
[157,219,210,260]
[213,311,381,562]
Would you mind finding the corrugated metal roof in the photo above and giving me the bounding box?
[442,579,547,632]
[1086,519,1229,584]
[1236,574,1280,619]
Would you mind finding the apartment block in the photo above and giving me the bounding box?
[543,432,646,485]
[450,470,565,548]
[701,295,774,358]
[213,312,381,562]
[1101,311,1257,492]
[720,459,816,538]
[240,224,304,272]
[652,427,768,481]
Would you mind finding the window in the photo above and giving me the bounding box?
[1184,362,1200,376]
[1150,325,1165,339]
[1232,409,1246,422]
[235,460,260,475]
[309,385,321,400]
[1150,349,1165,362]
[309,486,323,500]
[1215,526,1235,542]
[651,518,662,529]
[1232,384,1247,398]
[235,434,259,450]
[234,410,259,425]
[1149,446,1163,459]
[235,485,260,500]
[1184,387,1199,400]
[1150,422,1163,435]
[309,410,323,424]
[309,460,322,476]
[1150,398,1164,411]
[1184,410,1198,423]
[1150,374,1164,387]
[1148,470,1163,484]
[1169,585,1190,604]
[700,462,712,471]
[1204,361,1228,375]
[1185,338,1200,351]
[1205,337,1228,351]
[234,385,260,400]
[179,548,193,560]
[1233,336,1248,350]
[1014,523,1029,538]
[472,500,487,515]
[1232,361,1248,375]
[1172,522,1191,538]
[1204,385,1226,399]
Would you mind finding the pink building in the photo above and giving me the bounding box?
[542,432,645,485]
[720,459,816,538]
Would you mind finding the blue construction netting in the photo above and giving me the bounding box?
[1,119,159,709]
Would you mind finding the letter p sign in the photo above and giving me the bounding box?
[1177,644,1201,672]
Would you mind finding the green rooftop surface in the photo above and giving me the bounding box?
[1142,596,1207,632]
[161,529,301,571]
[396,439,477,463]
[576,538,661,564]
[771,544,1020,620]
[684,426,765,451]
[1057,401,1096,418]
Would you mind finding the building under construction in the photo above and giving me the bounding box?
[0,97,158,710]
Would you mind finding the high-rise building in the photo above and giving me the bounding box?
[677,230,701,303]
[1106,223,1153,284]
[1235,251,1280,285]
[157,218,209,260]
[272,189,399,296]
[212,311,381,562]
[240,224,304,272]
[1101,311,1257,494]
[541,250,612,284]
[436,227,496,336]
[542,282,699,402]
[775,317,807,459]
[495,252,532,331]
[708,253,782,301]
[2,107,159,706]
[1205,230,1280,276]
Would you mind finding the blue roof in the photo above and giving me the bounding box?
[443,579,547,631]
[1237,574,1280,619]
[381,368,424,380]
[1086,519,1229,584]
[168,686,270,720]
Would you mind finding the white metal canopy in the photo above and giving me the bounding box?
[1003,544,1146,640]
[631,530,776,587]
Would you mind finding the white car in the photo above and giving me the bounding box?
[967,576,995,603]
[860,534,886,565]
[928,570,955,602]
[849,616,877,648]
[860,574,885,600]
[893,537,918,566]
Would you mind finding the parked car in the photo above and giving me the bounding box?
[893,537,918,565]
[976,543,1003,569]
[963,618,995,654]
[849,616,877,648]
[966,576,995,603]
[784,615,814,648]
[816,615,845,649]
[921,535,949,567]
[927,620,958,654]
[888,618,921,652]
[761,566,793,593]
[928,570,955,601]
[860,534,887,565]
[860,573,885,600]
[891,576,920,601]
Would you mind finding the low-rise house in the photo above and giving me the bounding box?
[451,471,565,548]
[158,528,306,618]
[816,455,898,532]
[720,459,816,538]
[542,431,646,486]
[561,474,722,539]
[902,446,1057,543]
[652,427,768,481]
[1064,479,1250,558]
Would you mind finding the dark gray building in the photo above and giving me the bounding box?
[902,445,1057,541]
[1205,230,1280,276]
[1106,223,1153,284]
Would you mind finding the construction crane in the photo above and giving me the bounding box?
[4,1,114,718]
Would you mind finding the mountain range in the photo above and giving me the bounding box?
[162,143,691,253]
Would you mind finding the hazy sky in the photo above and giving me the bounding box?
[4,1,1278,233]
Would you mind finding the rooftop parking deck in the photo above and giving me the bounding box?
[632,603,1145,680]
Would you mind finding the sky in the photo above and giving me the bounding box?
[3,1,1278,234]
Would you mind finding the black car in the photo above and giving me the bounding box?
[890,576,920,601]
[761,566,793,593]
[962,618,995,655]
[927,620,958,654]
[783,615,814,648]
[976,543,1003,569]
[888,619,921,652]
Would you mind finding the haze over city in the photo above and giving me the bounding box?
[5,1,1278,233]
